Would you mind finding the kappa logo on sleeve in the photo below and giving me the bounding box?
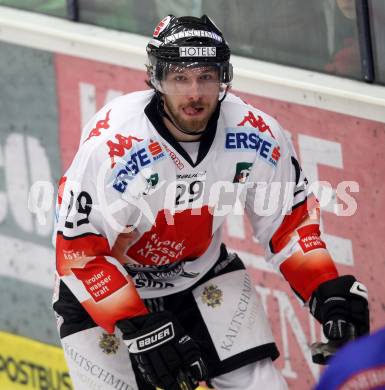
[238,111,276,139]
[84,109,112,143]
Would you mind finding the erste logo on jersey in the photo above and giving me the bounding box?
[225,111,281,167]
[113,138,166,193]
[225,129,281,167]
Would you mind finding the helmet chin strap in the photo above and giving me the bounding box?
[156,87,229,137]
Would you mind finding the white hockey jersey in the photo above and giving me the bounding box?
[54,90,338,333]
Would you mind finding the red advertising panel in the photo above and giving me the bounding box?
[55,54,385,389]
[55,54,149,171]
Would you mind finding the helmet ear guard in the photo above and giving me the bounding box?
[222,62,233,84]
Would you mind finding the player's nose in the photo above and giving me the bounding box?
[186,79,203,100]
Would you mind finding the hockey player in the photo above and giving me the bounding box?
[53,15,370,390]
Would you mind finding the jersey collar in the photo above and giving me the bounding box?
[144,93,221,168]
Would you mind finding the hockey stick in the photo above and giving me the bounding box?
[310,323,356,365]
[176,369,199,390]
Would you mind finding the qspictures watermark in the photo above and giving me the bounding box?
[27,163,359,233]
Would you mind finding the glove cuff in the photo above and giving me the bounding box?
[310,275,368,320]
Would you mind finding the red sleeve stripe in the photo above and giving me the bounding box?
[279,251,338,301]
[71,256,128,303]
[269,195,318,254]
[56,232,110,276]
[57,231,105,240]
[57,176,67,206]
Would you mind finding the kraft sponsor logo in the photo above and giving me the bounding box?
[179,47,216,57]
[225,129,280,167]
[299,233,326,253]
[137,323,174,351]
[136,233,186,266]
[71,258,127,303]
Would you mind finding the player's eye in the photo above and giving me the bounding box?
[200,74,213,81]
[174,75,187,82]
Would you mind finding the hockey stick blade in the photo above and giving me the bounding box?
[311,323,356,365]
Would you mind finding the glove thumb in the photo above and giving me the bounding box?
[323,316,349,340]
[188,357,208,382]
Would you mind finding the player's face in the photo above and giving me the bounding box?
[162,66,220,133]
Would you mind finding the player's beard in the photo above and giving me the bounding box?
[163,96,217,133]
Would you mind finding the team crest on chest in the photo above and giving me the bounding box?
[201,284,223,308]
[233,162,253,183]
[99,333,120,355]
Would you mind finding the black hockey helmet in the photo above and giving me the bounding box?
[146,15,233,94]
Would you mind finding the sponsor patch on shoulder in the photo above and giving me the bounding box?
[297,225,326,254]
[225,128,281,167]
[112,138,166,193]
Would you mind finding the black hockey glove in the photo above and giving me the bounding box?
[117,311,208,390]
[309,275,369,342]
